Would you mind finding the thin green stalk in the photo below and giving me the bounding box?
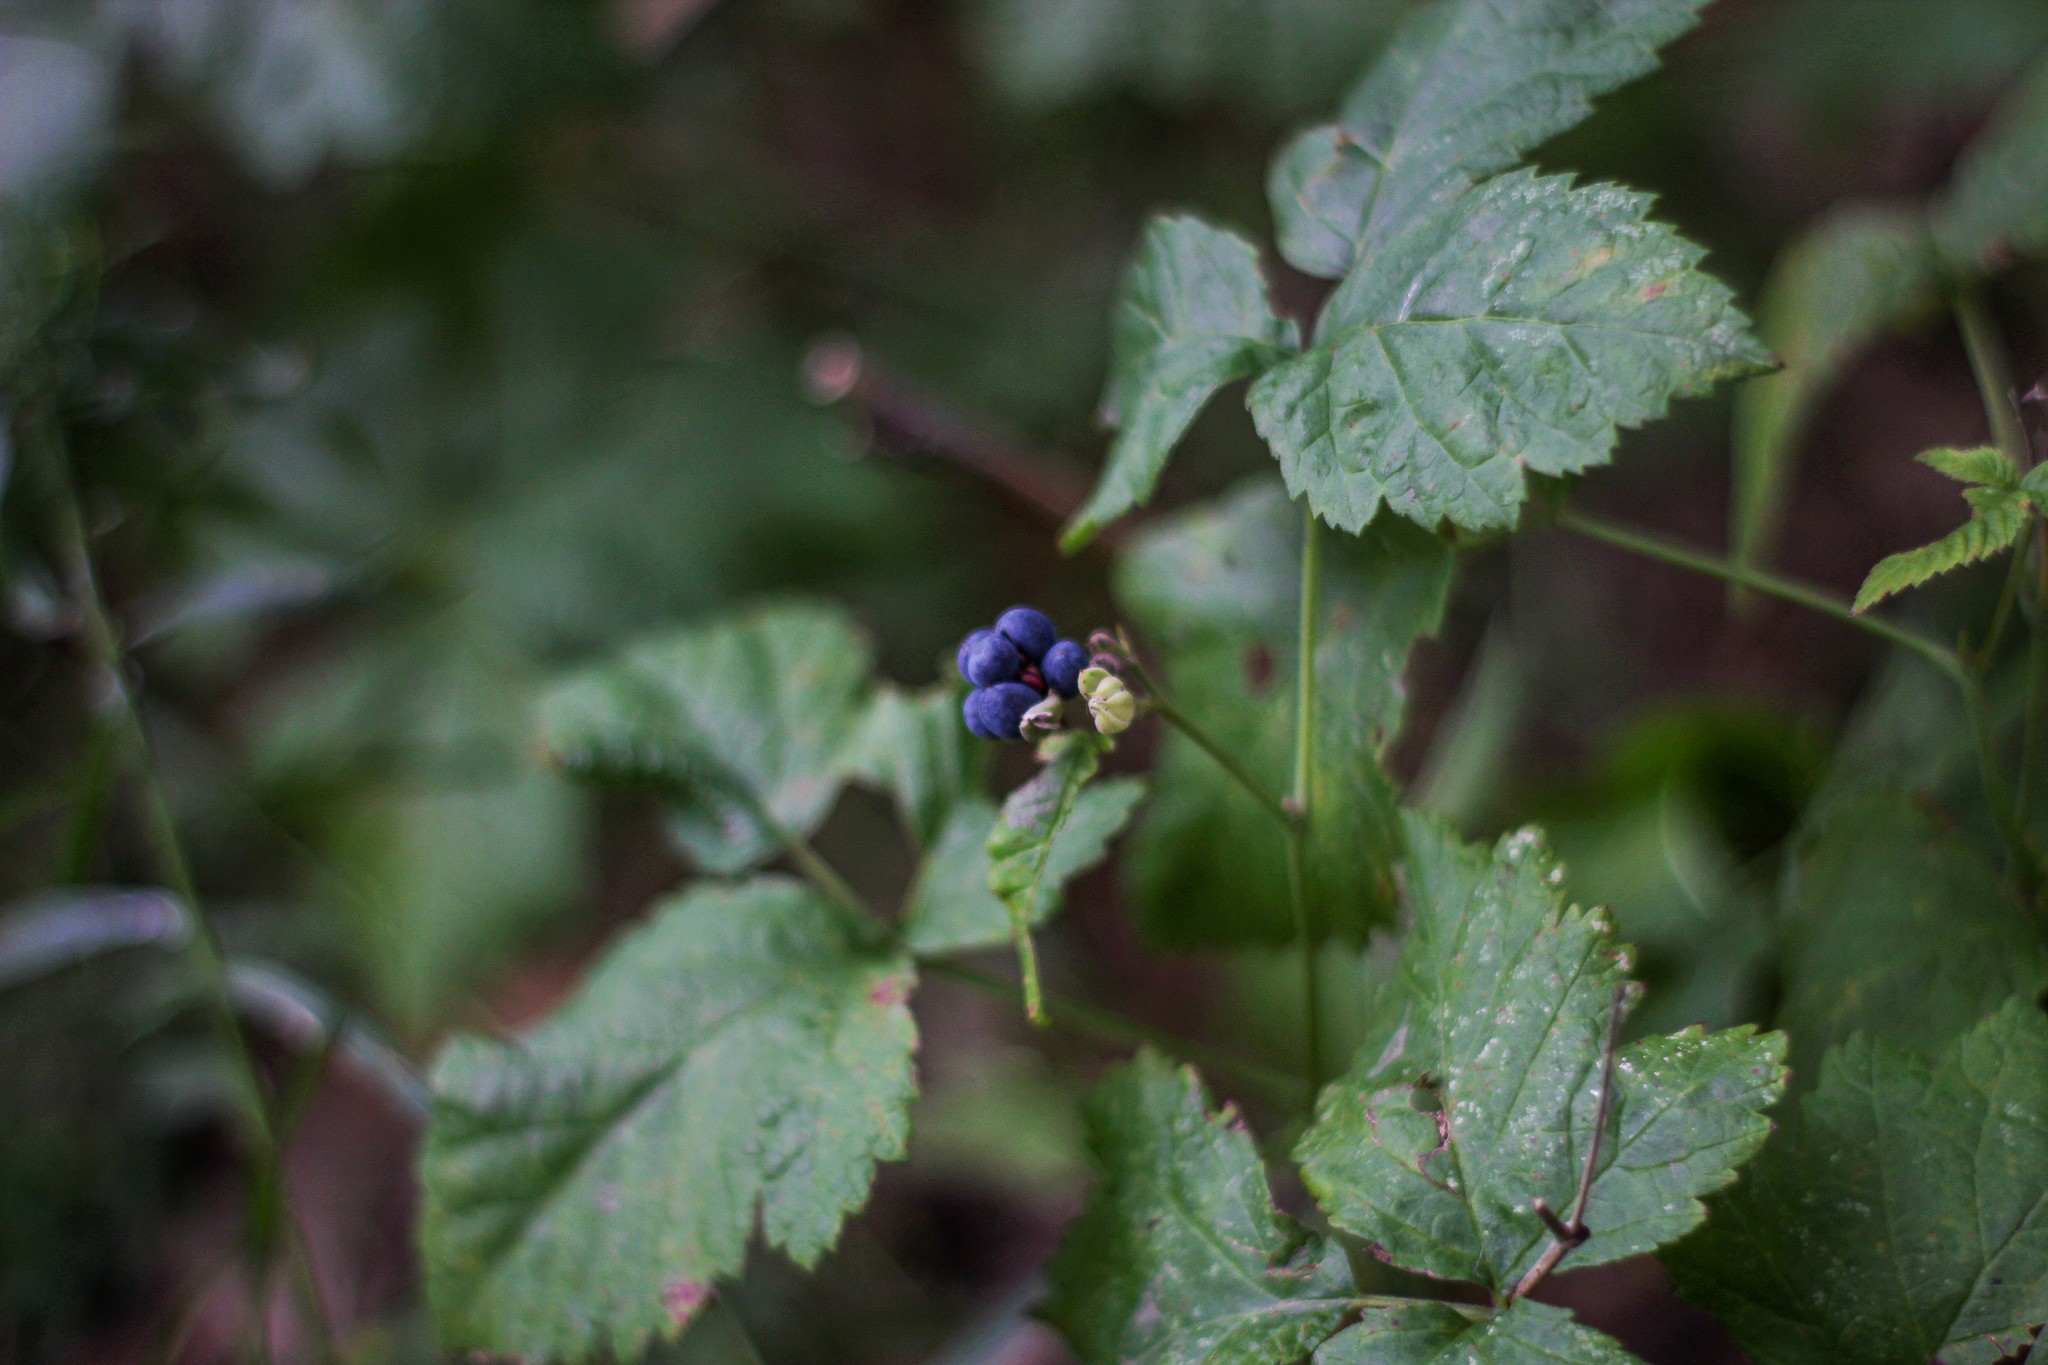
[769,818,877,930]
[1556,509,1968,686]
[56,719,120,883]
[924,958,1308,1104]
[1143,693,1290,827]
[1288,504,1325,1098]
[1954,288,2030,471]
[2024,608,2048,830]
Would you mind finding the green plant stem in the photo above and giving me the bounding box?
[30,401,336,1362]
[1288,503,1325,1099]
[924,959,1308,1104]
[770,820,877,929]
[1955,288,2030,472]
[1143,693,1290,827]
[1556,509,1968,686]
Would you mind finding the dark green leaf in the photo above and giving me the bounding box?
[1315,1299,1644,1365]
[1730,206,1941,578]
[903,781,1144,957]
[1666,1000,2048,1365]
[1935,57,2048,271]
[1773,784,2048,1083]
[538,600,872,875]
[1250,171,1771,533]
[1063,217,1298,552]
[1851,484,2029,612]
[847,683,977,851]
[1042,1050,1358,1365]
[987,731,1114,1015]
[1116,480,1453,945]
[1268,0,1710,279]
[420,877,917,1361]
[1296,815,1786,1292]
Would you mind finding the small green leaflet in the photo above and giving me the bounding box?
[1316,1299,1643,1365]
[847,682,977,850]
[1935,55,2048,270]
[1249,171,1771,533]
[419,878,916,1362]
[1114,480,1453,945]
[904,782,1144,957]
[1296,815,1786,1294]
[537,600,871,874]
[1731,206,1941,581]
[1666,1000,2048,1365]
[987,730,1112,1021]
[1062,216,1298,552]
[1267,0,1711,278]
[1852,446,2032,613]
[1041,1050,1359,1365]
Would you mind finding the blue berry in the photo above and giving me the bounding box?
[1042,639,1087,697]
[995,606,1057,663]
[957,628,998,684]
[963,631,1023,687]
[963,682,1041,742]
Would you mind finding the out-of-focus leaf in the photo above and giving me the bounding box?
[420,878,917,1362]
[985,730,1115,1015]
[130,556,345,646]
[1851,483,2030,613]
[0,35,113,205]
[538,600,872,875]
[1249,171,1771,533]
[1041,1049,1358,1365]
[224,958,430,1121]
[1317,1300,1643,1365]
[1296,815,1786,1293]
[1411,619,1523,830]
[903,781,1143,957]
[1116,479,1452,945]
[1062,216,1297,553]
[846,683,976,851]
[1666,1000,2048,1365]
[970,0,1407,117]
[1935,55,2048,271]
[0,209,72,378]
[0,889,187,992]
[1773,783,2048,1083]
[1729,206,1940,578]
[1267,0,1710,278]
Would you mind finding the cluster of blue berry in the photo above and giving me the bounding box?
[957,607,1088,741]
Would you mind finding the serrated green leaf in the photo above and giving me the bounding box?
[1730,206,1942,576]
[1042,1050,1359,1365]
[1851,485,2029,613]
[1296,815,1786,1293]
[1315,1299,1644,1365]
[420,877,916,1362]
[903,781,1144,957]
[1063,217,1299,552]
[2020,462,2048,504]
[987,731,1113,1017]
[1250,171,1771,533]
[1919,444,2016,488]
[538,601,872,874]
[1773,783,2048,1083]
[1268,0,1710,279]
[1935,56,2048,271]
[1116,480,1453,945]
[847,683,976,850]
[1666,1000,2048,1365]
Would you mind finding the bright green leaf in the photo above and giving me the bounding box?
[1115,479,1453,945]
[1249,171,1771,533]
[1268,0,1710,279]
[987,731,1114,1016]
[420,877,917,1362]
[538,600,872,875]
[1296,815,1786,1293]
[1851,485,2029,613]
[1042,1050,1358,1365]
[1935,56,2048,271]
[1772,783,2048,1082]
[1666,1000,2048,1365]
[1315,1299,1645,1365]
[847,683,976,851]
[1919,444,2016,487]
[1062,216,1298,552]
[1730,206,1941,577]
[904,781,1144,957]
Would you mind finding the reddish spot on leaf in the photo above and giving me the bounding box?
[663,1279,711,1327]
[1243,642,1275,695]
[869,975,911,1010]
[1641,282,1667,300]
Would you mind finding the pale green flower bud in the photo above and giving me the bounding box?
[1078,666,1136,736]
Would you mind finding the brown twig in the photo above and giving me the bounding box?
[1510,983,1628,1302]
[802,336,1113,542]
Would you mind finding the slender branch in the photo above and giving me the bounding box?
[1118,659,1290,827]
[1510,984,1627,1303]
[766,815,880,932]
[923,958,1309,1104]
[1288,503,1326,1098]
[1955,288,2031,472]
[1555,509,1968,686]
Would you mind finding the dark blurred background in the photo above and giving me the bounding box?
[1,0,2046,1361]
